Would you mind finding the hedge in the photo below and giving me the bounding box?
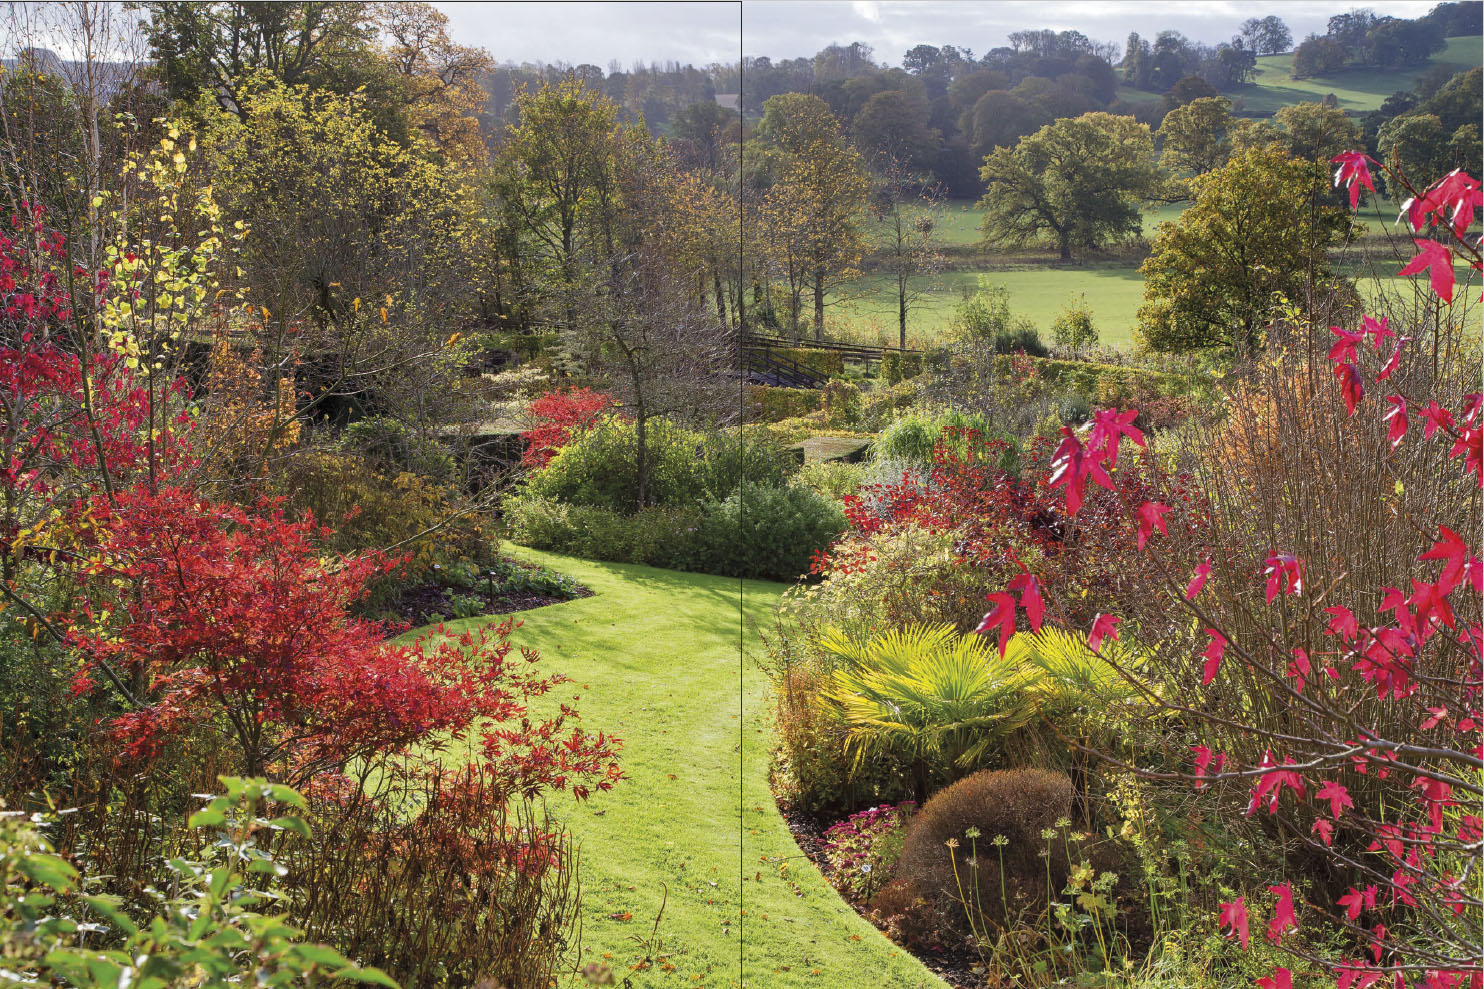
[981,353,1210,404]
[747,384,823,423]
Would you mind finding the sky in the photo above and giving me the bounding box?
[433,0,1443,69]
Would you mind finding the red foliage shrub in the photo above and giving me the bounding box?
[519,387,615,468]
[69,486,623,800]
[988,157,1483,986]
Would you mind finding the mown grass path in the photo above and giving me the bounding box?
[440,549,943,989]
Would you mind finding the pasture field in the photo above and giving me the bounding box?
[1238,36,1481,116]
[1116,37,1479,116]
[829,264,1435,351]
[828,266,1146,348]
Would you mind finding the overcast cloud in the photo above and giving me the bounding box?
[434,0,1440,68]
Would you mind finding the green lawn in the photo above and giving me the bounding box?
[434,550,945,989]
[829,265,1146,348]
[1238,36,1481,115]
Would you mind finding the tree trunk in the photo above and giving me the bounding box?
[898,275,908,351]
[713,273,727,329]
[1058,234,1072,262]
[634,406,648,510]
[812,269,825,342]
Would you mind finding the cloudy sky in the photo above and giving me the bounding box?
[433,1,1440,68]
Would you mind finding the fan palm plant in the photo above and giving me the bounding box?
[822,623,1040,799]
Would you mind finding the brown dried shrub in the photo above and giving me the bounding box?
[868,878,944,951]
[895,768,1074,934]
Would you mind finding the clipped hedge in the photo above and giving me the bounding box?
[982,353,1208,405]
[766,347,845,377]
[747,384,823,423]
[880,351,925,385]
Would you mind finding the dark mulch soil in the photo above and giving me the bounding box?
[775,798,984,989]
[384,579,593,629]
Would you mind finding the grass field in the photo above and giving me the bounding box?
[432,550,945,989]
[1237,36,1481,116]
[830,263,1432,351]
[831,266,1146,348]
[907,200,1187,250]
[1114,36,1480,116]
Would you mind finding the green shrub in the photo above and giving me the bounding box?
[821,379,863,428]
[701,483,847,581]
[505,495,706,568]
[1050,292,1099,349]
[771,663,913,818]
[770,347,845,377]
[822,624,1039,798]
[956,284,1047,357]
[507,483,842,582]
[341,416,456,482]
[900,351,924,378]
[880,350,902,384]
[874,413,938,463]
[983,353,1205,405]
[524,418,791,512]
[2,778,394,988]
[796,460,867,500]
[746,384,822,423]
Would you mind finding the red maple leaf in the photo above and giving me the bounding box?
[1329,325,1365,366]
[1048,426,1111,516]
[1007,571,1044,633]
[1087,612,1120,651]
[1257,968,1292,989]
[1264,552,1304,603]
[1383,395,1408,449]
[1087,408,1144,467]
[1330,151,1376,209]
[1419,525,1469,593]
[1397,238,1456,304]
[1135,500,1171,550]
[1185,558,1212,600]
[975,591,1016,657]
[1201,629,1227,685]
[1267,884,1298,944]
[1316,780,1354,819]
[1217,897,1249,950]
[1333,362,1365,416]
[1324,605,1359,642]
[1375,338,1407,381]
[1337,887,1368,921]
[1361,314,1394,351]
[1420,401,1456,438]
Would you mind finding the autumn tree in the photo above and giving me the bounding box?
[492,77,622,337]
[376,2,493,164]
[137,2,379,111]
[869,158,946,350]
[570,130,736,509]
[1157,96,1234,178]
[1376,113,1452,184]
[977,112,1158,261]
[1290,33,1348,79]
[851,89,940,171]
[965,89,1039,158]
[200,78,478,428]
[1137,144,1357,353]
[752,92,870,341]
